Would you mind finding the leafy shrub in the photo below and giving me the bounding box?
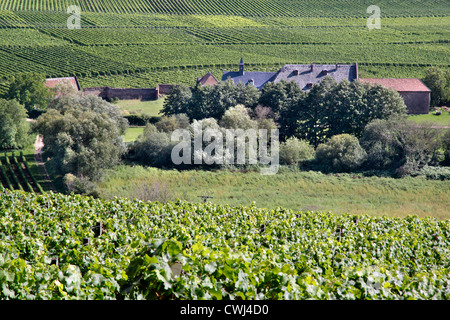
[442,129,450,166]
[411,166,450,180]
[279,137,315,165]
[155,114,190,133]
[219,104,258,130]
[315,134,367,172]
[360,117,442,176]
[63,173,100,198]
[131,124,174,167]
[124,114,161,126]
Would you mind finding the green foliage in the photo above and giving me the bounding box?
[0,72,51,112]
[131,124,174,167]
[327,80,407,139]
[1,0,448,17]
[124,114,161,126]
[315,134,367,172]
[162,80,260,120]
[1,189,450,300]
[219,105,258,130]
[0,9,447,90]
[155,114,190,133]
[32,94,128,181]
[63,173,100,198]
[411,166,450,180]
[264,78,407,146]
[161,85,193,117]
[360,117,442,176]
[279,137,315,165]
[259,80,305,139]
[422,66,450,107]
[0,99,31,150]
[442,129,450,166]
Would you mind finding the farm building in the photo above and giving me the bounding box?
[45,76,80,92]
[197,72,219,86]
[221,58,358,90]
[359,78,431,114]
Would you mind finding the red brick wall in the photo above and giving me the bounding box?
[83,87,158,101]
[157,84,173,95]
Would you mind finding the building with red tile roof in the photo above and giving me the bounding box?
[45,77,80,92]
[197,72,219,86]
[360,78,431,114]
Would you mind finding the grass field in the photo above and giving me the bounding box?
[116,98,164,116]
[97,165,450,220]
[122,126,144,142]
[408,111,450,126]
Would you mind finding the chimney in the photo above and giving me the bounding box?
[293,69,299,75]
[310,64,314,72]
[307,83,313,89]
[323,69,328,75]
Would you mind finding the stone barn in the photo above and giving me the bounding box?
[360,78,431,114]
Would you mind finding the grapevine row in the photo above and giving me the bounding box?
[0,0,449,17]
[0,189,449,299]
[0,152,44,193]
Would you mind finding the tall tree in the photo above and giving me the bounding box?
[162,79,260,121]
[259,80,305,140]
[0,99,31,150]
[296,78,336,147]
[1,72,51,112]
[32,94,128,181]
[422,66,450,107]
[161,84,192,116]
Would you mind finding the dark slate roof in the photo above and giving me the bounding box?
[221,71,277,90]
[273,64,358,90]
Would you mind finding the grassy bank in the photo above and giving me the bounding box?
[408,111,450,127]
[97,165,450,220]
[122,126,144,143]
[116,98,164,116]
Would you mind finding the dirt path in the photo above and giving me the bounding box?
[34,135,56,192]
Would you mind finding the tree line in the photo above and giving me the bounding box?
[0,70,449,197]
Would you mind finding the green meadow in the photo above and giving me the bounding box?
[97,165,450,220]
[116,98,165,117]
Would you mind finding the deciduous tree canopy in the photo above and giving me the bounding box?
[32,94,128,181]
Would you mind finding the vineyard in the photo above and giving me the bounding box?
[0,188,449,300]
[0,2,448,90]
[0,152,44,194]
[0,0,449,17]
